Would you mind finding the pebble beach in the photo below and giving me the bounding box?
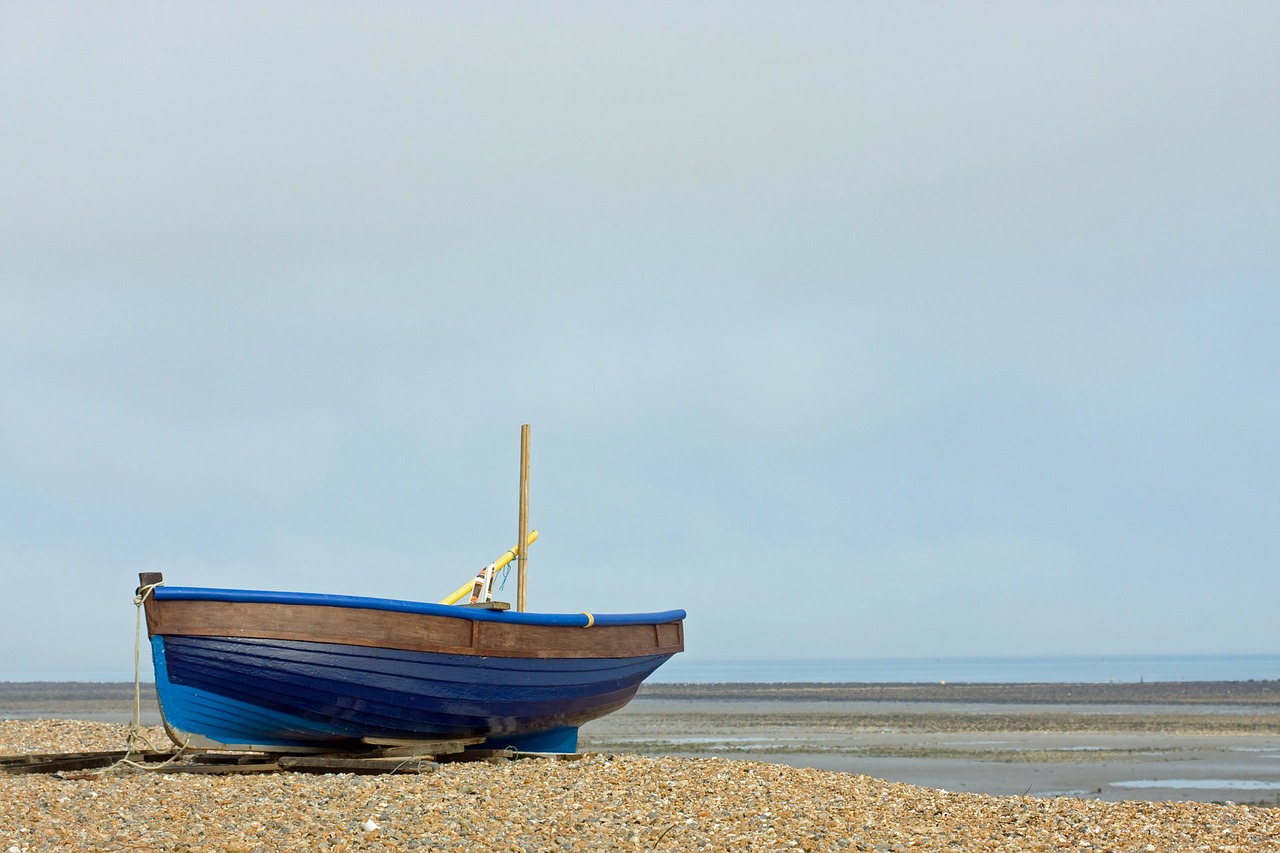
[5,719,1280,851]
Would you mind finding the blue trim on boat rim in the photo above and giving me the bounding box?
[153,585,685,628]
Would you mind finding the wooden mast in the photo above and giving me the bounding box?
[516,423,531,612]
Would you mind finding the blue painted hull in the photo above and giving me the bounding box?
[151,635,672,750]
[142,581,684,752]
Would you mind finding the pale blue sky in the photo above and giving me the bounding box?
[1,2,1276,676]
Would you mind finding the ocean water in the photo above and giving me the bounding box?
[4,654,1278,686]
[648,654,1280,684]
[0,670,145,683]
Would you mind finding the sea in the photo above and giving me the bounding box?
[646,653,1280,684]
[7,653,1277,685]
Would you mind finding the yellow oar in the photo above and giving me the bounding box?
[439,530,539,605]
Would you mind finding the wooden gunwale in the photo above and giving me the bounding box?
[143,597,683,660]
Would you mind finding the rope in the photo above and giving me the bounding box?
[104,580,191,773]
[111,749,193,773]
[126,582,162,754]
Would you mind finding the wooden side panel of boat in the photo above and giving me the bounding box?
[139,577,683,661]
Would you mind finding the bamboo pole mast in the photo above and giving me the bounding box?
[516,423,531,612]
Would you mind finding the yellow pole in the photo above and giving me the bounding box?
[517,423,531,612]
[439,530,539,605]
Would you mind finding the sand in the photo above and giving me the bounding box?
[4,683,1280,850]
[4,719,1280,851]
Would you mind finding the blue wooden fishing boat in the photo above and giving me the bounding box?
[139,572,684,753]
[141,426,683,754]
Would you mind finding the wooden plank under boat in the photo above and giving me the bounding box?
[138,572,684,754]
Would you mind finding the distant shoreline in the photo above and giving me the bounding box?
[3,679,1280,712]
[639,680,1280,705]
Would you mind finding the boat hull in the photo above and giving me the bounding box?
[141,579,684,752]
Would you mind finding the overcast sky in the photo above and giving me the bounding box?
[2,2,1277,678]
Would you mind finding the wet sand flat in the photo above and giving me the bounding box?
[581,683,1280,804]
[6,680,1280,804]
